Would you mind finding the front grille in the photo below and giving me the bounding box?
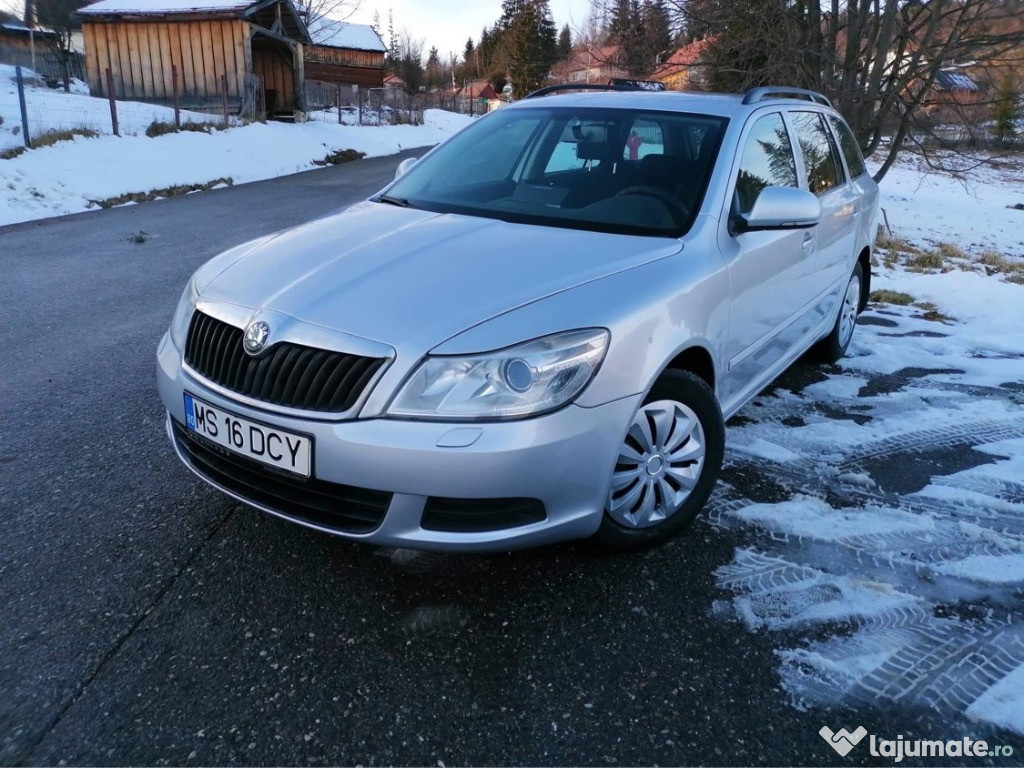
[421,497,546,533]
[184,311,386,413]
[171,419,391,533]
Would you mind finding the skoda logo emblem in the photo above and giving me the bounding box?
[243,320,270,355]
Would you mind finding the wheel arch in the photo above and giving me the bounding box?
[857,246,871,311]
[658,342,717,395]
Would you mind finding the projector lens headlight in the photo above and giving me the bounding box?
[387,329,609,420]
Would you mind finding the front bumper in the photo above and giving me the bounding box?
[157,333,640,551]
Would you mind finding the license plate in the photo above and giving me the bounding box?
[183,393,312,477]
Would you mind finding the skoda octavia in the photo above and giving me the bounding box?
[157,85,879,551]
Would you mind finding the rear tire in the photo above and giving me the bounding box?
[815,262,863,364]
[596,369,725,551]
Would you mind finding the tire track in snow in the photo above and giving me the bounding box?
[709,304,1024,738]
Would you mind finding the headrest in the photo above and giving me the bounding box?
[637,154,688,182]
[576,141,614,162]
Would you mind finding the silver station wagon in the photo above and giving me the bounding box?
[157,85,879,551]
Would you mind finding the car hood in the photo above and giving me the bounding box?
[201,201,682,354]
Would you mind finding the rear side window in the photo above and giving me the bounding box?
[790,111,844,195]
[734,113,798,215]
[624,118,665,160]
[828,116,867,178]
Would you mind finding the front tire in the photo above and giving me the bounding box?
[816,262,863,364]
[596,369,725,550]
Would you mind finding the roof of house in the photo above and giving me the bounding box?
[78,0,253,15]
[935,69,980,92]
[306,16,385,52]
[458,79,498,100]
[652,38,711,81]
[384,73,406,86]
[0,21,59,36]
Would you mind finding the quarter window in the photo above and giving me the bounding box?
[790,112,843,195]
[734,113,798,215]
[828,116,867,179]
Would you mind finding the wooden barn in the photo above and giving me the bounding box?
[304,16,385,89]
[77,0,382,116]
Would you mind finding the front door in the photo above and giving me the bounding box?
[719,111,822,406]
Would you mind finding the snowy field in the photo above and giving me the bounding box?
[711,157,1024,738]
[0,66,472,227]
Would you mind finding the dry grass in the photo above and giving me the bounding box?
[145,120,227,138]
[937,242,967,260]
[91,177,233,208]
[312,148,366,166]
[32,128,99,148]
[874,230,922,255]
[907,250,946,270]
[870,289,916,305]
[0,146,27,160]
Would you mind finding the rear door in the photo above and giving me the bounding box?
[786,110,859,298]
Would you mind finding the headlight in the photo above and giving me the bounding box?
[387,329,609,420]
[168,276,199,350]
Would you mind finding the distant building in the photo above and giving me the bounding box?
[652,39,712,91]
[77,0,385,116]
[551,43,628,85]
[304,16,385,89]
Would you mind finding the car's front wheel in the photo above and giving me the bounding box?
[596,369,725,550]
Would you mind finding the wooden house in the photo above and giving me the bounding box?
[304,16,385,89]
[77,0,312,114]
[0,21,59,53]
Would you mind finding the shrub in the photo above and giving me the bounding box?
[32,128,99,148]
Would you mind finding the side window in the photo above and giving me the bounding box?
[734,112,798,215]
[828,116,867,179]
[624,119,664,160]
[790,111,843,195]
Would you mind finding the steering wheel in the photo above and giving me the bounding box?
[616,186,690,221]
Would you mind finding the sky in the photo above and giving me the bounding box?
[0,0,594,60]
[347,0,594,59]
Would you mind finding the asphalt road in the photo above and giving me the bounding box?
[1,153,1020,767]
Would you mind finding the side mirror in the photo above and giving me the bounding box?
[395,157,418,180]
[738,187,821,233]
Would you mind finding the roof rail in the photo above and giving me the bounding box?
[525,82,666,100]
[742,86,832,107]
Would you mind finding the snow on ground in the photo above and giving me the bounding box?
[710,154,1024,738]
[879,151,1024,258]
[0,104,472,227]
[1,64,230,152]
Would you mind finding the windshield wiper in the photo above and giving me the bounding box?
[378,194,414,208]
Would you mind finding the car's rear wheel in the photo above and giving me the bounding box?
[596,369,724,550]
[816,262,863,363]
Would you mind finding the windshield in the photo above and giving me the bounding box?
[384,106,728,237]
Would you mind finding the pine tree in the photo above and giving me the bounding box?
[425,46,441,90]
[557,23,572,60]
[496,0,557,98]
[371,9,380,36]
[642,0,672,64]
[609,0,649,76]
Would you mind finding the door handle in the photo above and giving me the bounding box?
[801,232,815,256]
